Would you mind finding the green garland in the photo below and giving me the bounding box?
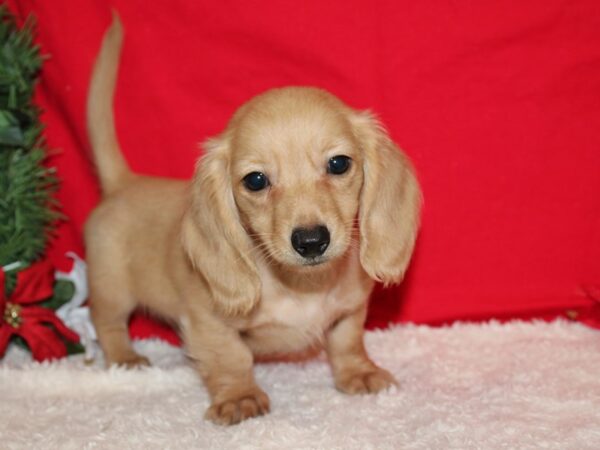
[0,4,59,292]
[0,4,84,358]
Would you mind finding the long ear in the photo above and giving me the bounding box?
[181,136,261,316]
[352,111,422,285]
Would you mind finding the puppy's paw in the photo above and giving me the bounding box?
[335,366,398,395]
[205,388,270,426]
[109,353,151,369]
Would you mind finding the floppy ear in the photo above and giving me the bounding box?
[352,111,422,285]
[181,136,261,316]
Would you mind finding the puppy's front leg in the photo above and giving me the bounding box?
[183,313,269,425]
[326,305,397,394]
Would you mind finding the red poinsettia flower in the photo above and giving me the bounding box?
[0,259,80,361]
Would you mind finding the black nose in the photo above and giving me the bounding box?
[291,225,330,258]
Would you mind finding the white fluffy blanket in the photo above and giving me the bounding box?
[2,320,600,449]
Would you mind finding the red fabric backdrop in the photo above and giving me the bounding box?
[7,0,600,341]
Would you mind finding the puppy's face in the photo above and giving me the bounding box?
[183,86,420,314]
[228,89,363,269]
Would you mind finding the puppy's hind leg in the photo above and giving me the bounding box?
[89,281,150,368]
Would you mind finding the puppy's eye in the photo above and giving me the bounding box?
[327,155,351,175]
[243,172,270,191]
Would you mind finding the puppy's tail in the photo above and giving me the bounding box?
[87,12,132,195]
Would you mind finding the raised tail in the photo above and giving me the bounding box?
[87,12,132,195]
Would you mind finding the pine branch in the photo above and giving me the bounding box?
[0,5,60,288]
[0,7,41,148]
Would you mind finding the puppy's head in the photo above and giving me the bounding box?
[182,87,421,315]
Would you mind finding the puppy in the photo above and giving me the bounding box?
[85,16,421,425]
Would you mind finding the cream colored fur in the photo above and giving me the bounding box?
[85,15,421,425]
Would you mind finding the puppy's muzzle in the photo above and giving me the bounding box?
[291,225,330,259]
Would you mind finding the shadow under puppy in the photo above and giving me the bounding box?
[85,16,422,425]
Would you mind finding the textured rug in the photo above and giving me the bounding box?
[2,320,600,450]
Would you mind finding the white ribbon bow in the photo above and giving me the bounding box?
[55,253,97,361]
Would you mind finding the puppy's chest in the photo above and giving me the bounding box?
[258,291,342,331]
[239,250,372,356]
[243,284,357,355]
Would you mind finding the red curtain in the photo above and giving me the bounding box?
[7,0,600,340]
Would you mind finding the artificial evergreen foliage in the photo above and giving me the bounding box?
[0,4,59,290]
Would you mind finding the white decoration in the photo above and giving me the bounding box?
[55,252,97,361]
[1,261,23,272]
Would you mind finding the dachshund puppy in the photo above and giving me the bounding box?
[86,16,421,425]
